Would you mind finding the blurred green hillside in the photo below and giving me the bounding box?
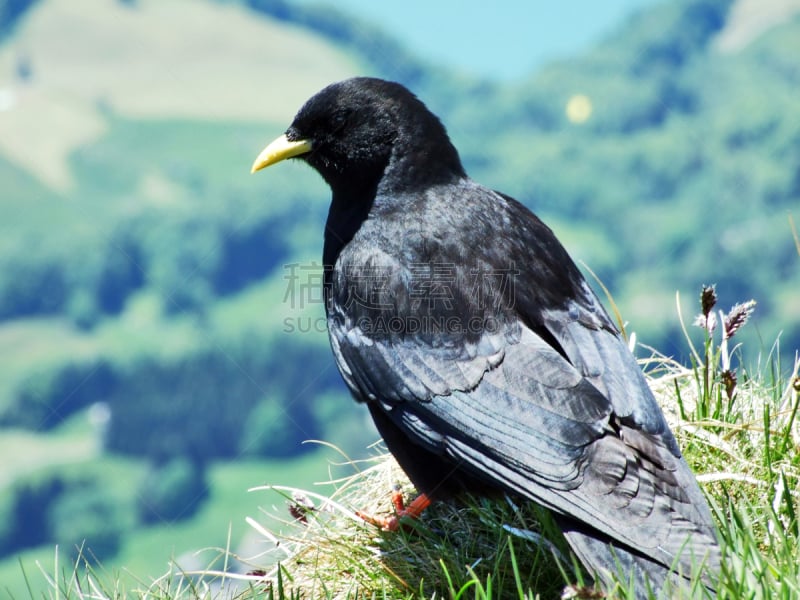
[463,0,800,351]
[0,0,798,595]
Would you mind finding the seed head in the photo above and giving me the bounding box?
[724,300,756,340]
[700,284,717,317]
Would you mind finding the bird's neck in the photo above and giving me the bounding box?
[322,190,374,271]
[378,140,465,197]
[320,134,465,286]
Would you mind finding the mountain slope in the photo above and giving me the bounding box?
[0,0,365,190]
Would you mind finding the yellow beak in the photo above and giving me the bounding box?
[250,134,313,173]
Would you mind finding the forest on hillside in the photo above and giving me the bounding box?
[0,0,797,584]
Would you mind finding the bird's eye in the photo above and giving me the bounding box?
[331,110,351,131]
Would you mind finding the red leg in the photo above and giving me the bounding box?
[391,484,405,513]
[357,490,432,531]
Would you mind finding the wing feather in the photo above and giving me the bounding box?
[328,304,719,576]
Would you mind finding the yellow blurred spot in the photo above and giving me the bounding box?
[566,94,593,124]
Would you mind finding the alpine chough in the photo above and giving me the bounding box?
[251,77,720,596]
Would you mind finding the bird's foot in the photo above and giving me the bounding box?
[356,485,431,531]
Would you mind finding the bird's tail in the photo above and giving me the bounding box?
[557,517,718,599]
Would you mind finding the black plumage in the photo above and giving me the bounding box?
[251,77,720,596]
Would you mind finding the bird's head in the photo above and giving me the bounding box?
[251,77,465,198]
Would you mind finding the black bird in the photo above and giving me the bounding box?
[251,77,720,596]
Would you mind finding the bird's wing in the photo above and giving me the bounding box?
[328,286,718,574]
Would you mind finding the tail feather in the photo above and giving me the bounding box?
[557,517,718,599]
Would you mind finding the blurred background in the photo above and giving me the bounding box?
[0,0,798,594]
